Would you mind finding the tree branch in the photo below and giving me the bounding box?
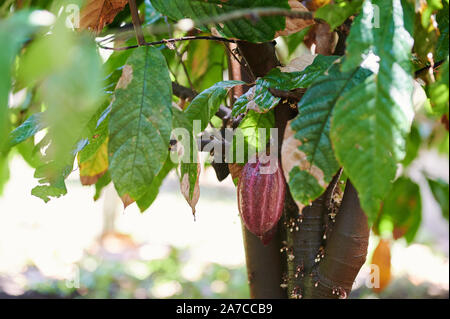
[128,0,145,46]
[172,82,197,101]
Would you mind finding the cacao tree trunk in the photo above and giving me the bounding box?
[229,40,369,299]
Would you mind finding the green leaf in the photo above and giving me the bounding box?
[402,124,421,167]
[429,57,449,116]
[435,2,449,61]
[186,38,226,91]
[78,104,110,163]
[237,109,275,155]
[18,22,104,202]
[8,112,47,148]
[31,157,73,203]
[137,155,175,212]
[0,153,10,195]
[334,0,415,223]
[185,80,243,131]
[342,0,415,72]
[288,167,324,205]
[331,75,414,224]
[315,0,363,30]
[145,0,163,25]
[150,0,289,42]
[427,177,449,220]
[109,46,173,202]
[232,79,281,117]
[374,177,422,243]
[171,105,202,211]
[0,11,37,151]
[285,64,371,206]
[31,178,68,203]
[94,171,111,201]
[232,55,339,116]
[284,26,311,56]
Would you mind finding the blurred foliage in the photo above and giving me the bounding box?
[25,247,249,299]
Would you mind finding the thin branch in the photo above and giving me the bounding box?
[128,0,145,46]
[97,7,316,50]
[414,59,445,78]
[98,35,236,51]
[224,45,255,83]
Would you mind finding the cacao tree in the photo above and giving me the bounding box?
[0,0,448,299]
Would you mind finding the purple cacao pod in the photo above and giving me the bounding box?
[237,157,286,245]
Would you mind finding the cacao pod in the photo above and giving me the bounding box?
[237,156,286,245]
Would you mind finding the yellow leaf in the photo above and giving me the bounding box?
[371,239,392,293]
[79,139,108,185]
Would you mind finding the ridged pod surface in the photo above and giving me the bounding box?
[237,157,286,245]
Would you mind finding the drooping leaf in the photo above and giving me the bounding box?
[283,64,371,207]
[150,0,290,42]
[109,46,172,203]
[333,0,415,223]
[0,11,37,152]
[374,177,422,243]
[31,180,68,203]
[180,160,201,215]
[18,21,104,202]
[80,0,129,33]
[427,177,449,220]
[8,112,47,148]
[31,157,74,203]
[315,0,363,30]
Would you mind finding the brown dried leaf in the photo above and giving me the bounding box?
[281,120,329,211]
[301,0,331,11]
[80,0,129,33]
[228,163,244,182]
[371,239,392,293]
[116,64,133,89]
[121,193,135,208]
[275,0,315,37]
[279,51,316,72]
[303,22,338,55]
